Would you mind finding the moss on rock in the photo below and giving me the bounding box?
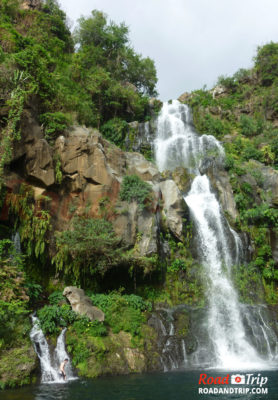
[66,322,161,378]
[0,344,37,389]
[175,311,190,338]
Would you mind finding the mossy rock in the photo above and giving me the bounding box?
[171,167,193,193]
[174,310,190,338]
[164,271,205,307]
[0,344,37,389]
[67,328,155,379]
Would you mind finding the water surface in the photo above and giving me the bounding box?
[2,370,278,400]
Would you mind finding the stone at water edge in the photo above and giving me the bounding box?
[63,286,105,322]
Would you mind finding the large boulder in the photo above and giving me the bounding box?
[63,286,105,322]
[178,92,192,103]
[10,108,55,187]
[159,179,188,239]
[113,200,160,257]
[208,169,239,221]
[125,152,161,182]
[25,139,54,186]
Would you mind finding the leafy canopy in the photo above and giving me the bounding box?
[74,10,157,97]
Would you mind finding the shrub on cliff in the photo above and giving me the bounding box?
[53,217,123,285]
[100,117,128,147]
[119,175,152,209]
[90,292,151,336]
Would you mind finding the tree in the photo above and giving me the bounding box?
[74,10,157,97]
[255,42,278,86]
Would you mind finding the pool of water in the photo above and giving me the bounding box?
[2,370,278,400]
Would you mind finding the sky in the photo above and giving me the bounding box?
[59,0,278,101]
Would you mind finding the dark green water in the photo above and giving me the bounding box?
[2,370,278,400]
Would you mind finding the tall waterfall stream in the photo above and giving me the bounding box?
[153,100,278,370]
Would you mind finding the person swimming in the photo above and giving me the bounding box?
[59,358,68,380]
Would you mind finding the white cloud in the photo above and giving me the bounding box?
[59,0,278,100]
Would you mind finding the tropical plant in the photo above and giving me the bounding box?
[119,175,152,209]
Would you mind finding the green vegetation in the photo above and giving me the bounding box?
[100,117,128,147]
[90,292,151,336]
[53,216,122,284]
[0,70,35,188]
[37,304,77,335]
[0,239,29,350]
[0,1,160,385]
[119,174,152,209]
[6,184,51,266]
[168,259,187,273]
[0,239,37,389]
[53,213,159,288]
[232,264,264,304]
[40,112,71,144]
[254,42,278,86]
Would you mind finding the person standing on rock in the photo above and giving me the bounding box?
[59,358,68,380]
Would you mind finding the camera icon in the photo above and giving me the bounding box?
[231,374,245,384]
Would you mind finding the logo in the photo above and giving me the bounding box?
[231,374,245,384]
[198,372,269,396]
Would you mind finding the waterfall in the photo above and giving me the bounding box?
[30,315,75,383]
[185,176,262,368]
[54,328,74,378]
[155,100,224,174]
[154,100,278,370]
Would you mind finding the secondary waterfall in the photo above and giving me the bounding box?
[30,315,75,383]
[154,100,278,369]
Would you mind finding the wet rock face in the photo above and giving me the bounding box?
[124,120,156,157]
[148,307,199,371]
[159,179,188,239]
[63,286,105,322]
[207,168,239,222]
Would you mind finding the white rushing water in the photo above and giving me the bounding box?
[30,315,75,383]
[154,100,278,369]
[155,100,224,174]
[185,176,263,369]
